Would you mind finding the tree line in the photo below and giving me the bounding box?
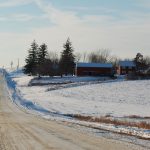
[24,38,150,76]
[24,38,75,77]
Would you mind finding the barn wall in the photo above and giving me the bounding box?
[77,67,112,76]
[118,66,136,75]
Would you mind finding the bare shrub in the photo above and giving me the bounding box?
[126,115,150,119]
[73,114,150,129]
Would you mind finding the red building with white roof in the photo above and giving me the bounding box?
[76,63,113,76]
[117,61,136,75]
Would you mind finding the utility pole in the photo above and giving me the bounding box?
[17,58,19,70]
[10,61,13,70]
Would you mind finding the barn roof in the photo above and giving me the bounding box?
[77,63,113,68]
[119,61,136,67]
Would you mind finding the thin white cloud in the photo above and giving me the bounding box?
[33,0,119,29]
[134,0,150,8]
[33,0,150,29]
[12,14,35,21]
[62,6,116,14]
[0,16,7,21]
[34,0,81,26]
[0,0,32,7]
[0,14,40,22]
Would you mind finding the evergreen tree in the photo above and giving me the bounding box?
[37,43,48,64]
[24,40,38,75]
[134,53,144,71]
[37,43,48,76]
[59,38,75,76]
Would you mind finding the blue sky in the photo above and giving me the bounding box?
[0,0,150,67]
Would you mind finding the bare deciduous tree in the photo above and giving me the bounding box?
[109,55,120,66]
[88,49,111,63]
[82,51,88,62]
[143,56,150,66]
[75,52,81,63]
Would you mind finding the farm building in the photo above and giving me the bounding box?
[76,63,113,76]
[117,61,136,75]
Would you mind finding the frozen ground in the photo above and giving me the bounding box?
[4,69,150,141]
[11,71,150,118]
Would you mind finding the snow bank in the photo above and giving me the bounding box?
[3,69,67,118]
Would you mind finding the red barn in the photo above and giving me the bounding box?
[117,61,136,75]
[76,63,113,76]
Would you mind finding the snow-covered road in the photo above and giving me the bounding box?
[1,75,147,150]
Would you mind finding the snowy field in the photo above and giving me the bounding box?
[11,72,150,118]
[4,69,150,140]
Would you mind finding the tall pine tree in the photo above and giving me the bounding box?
[59,38,75,76]
[24,40,38,75]
[37,43,48,76]
[37,43,48,64]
